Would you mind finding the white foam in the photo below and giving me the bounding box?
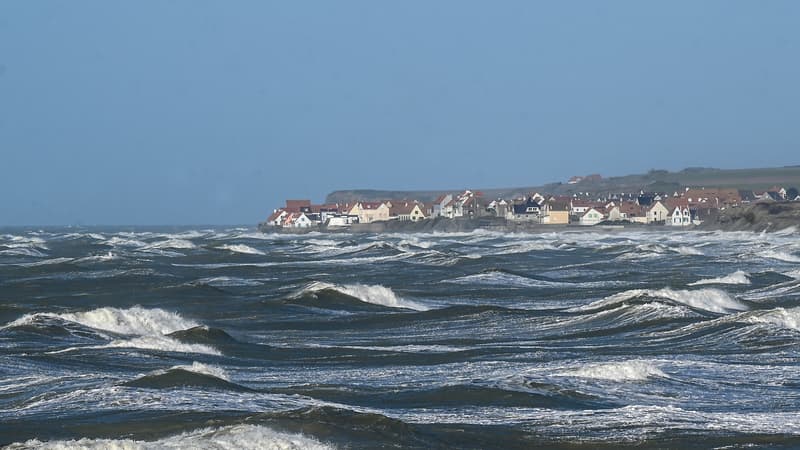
[12,257,73,267]
[144,239,197,250]
[745,307,800,331]
[574,288,748,314]
[673,246,704,256]
[298,282,429,311]
[338,283,428,311]
[91,336,220,356]
[689,270,750,286]
[217,244,265,256]
[57,306,199,336]
[104,236,148,248]
[760,250,800,263]
[0,247,47,257]
[785,269,800,279]
[74,252,117,263]
[193,276,264,287]
[556,360,666,381]
[4,307,219,356]
[7,424,334,450]
[150,362,230,381]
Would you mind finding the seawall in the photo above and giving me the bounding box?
[698,202,800,232]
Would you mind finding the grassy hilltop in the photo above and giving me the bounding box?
[326,166,800,203]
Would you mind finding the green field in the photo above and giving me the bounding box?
[326,166,800,203]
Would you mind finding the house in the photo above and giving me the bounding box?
[570,199,593,215]
[579,208,605,226]
[637,194,655,207]
[754,191,780,202]
[293,213,314,228]
[390,202,427,222]
[432,194,453,218]
[265,209,288,227]
[349,202,390,223]
[768,186,787,200]
[669,206,692,226]
[618,201,647,223]
[648,201,670,223]
[285,200,312,212]
[487,199,510,218]
[738,190,757,203]
[542,200,570,224]
[512,197,542,221]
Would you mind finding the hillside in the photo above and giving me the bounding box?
[325,166,800,203]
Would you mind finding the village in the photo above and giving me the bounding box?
[262,177,800,230]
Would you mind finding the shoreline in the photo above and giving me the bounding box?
[258,202,800,235]
[258,216,678,235]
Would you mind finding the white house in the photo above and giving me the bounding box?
[579,208,605,226]
[432,194,453,218]
[266,209,288,227]
[293,213,314,228]
[669,206,692,226]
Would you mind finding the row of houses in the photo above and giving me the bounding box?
[265,185,799,229]
[265,199,429,229]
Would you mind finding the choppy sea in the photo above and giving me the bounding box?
[2,226,800,448]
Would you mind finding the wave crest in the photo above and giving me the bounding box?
[3,307,220,355]
[556,360,666,381]
[689,270,750,286]
[574,288,748,314]
[294,282,429,311]
[217,244,266,255]
[8,424,334,450]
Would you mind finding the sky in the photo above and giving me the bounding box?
[1,1,799,225]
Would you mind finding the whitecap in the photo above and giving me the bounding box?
[193,276,264,287]
[689,270,750,286]
[216,244,266,256]
[672,246,704,256]
[144,239,197,250]
[138,362,230,381]
[7,424,334,450]
[573,288,748,314]
[296,282,429,311]
[744,307,800,331]
[4,307,219,356]
[556,360,666,381]
[759,250,800,263]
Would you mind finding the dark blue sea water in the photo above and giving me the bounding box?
[2,227,800,449]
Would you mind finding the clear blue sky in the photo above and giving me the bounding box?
[1,1,798,225]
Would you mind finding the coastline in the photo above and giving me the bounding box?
[259,202,800,235]
[258,216,665,235]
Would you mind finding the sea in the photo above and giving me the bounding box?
[2,226,800,449]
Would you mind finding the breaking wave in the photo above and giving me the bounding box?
[292,282,429,311]
[216,244,266,255]
[744,307,800,331]
[555,360,666,381]
[689,270,751,286]
[3,307,220,355]
[573,288,748,314]
[6,424,334,450]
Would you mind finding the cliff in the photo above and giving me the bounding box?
[698,202,800,232]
